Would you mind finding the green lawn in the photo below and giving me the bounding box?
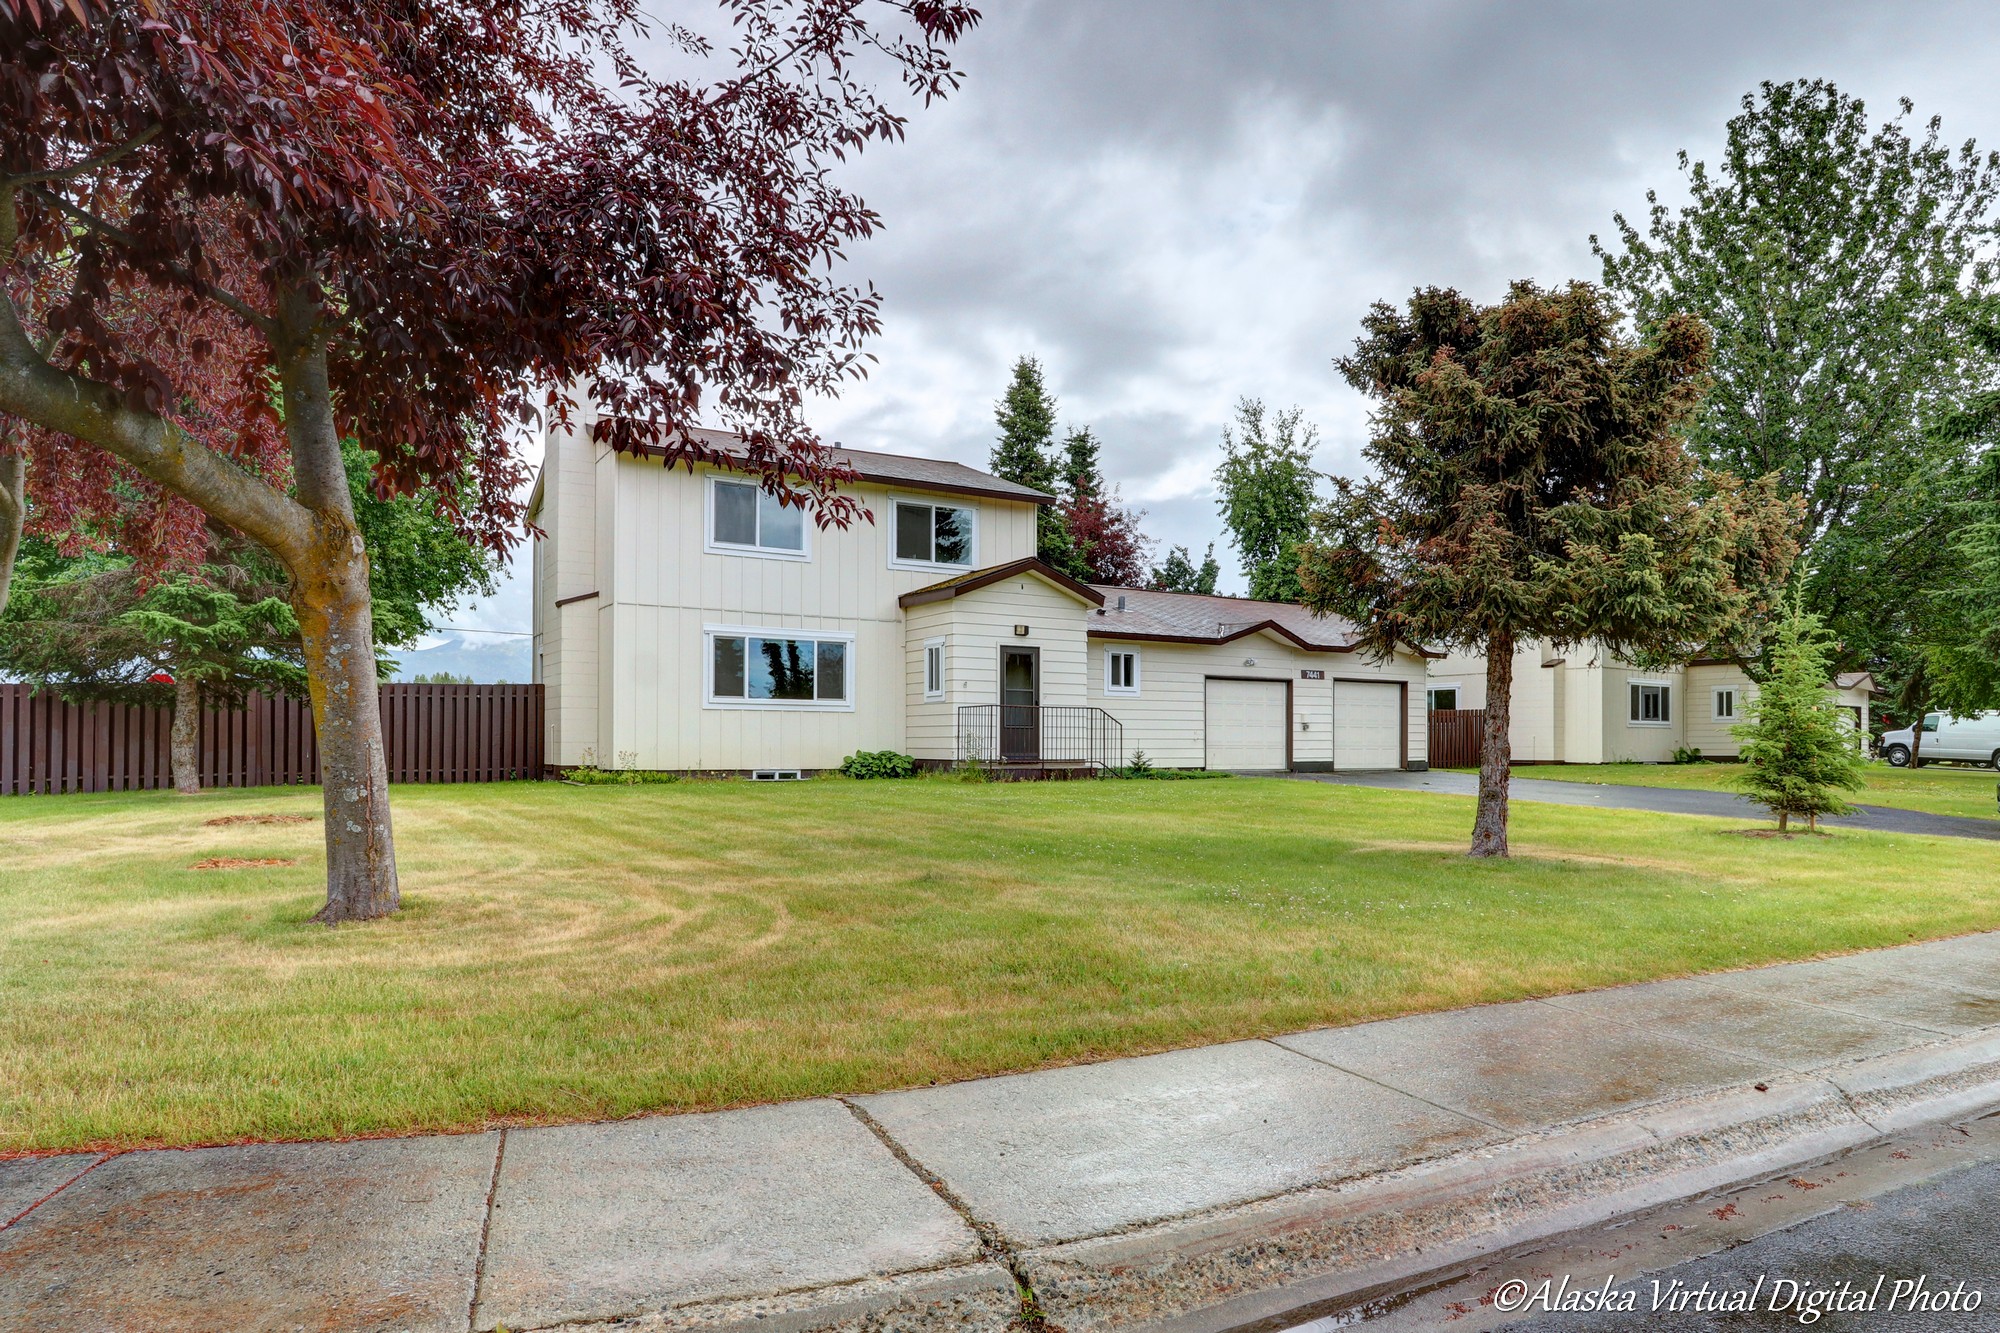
[6,776,2000,1155]
[1472,762,2000,821]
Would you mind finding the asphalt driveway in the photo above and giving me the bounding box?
[1294,769,2000,841]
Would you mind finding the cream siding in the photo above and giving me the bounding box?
[1685,664,1756,757]
[574,447,1038,770]
[1087,633,1427,770]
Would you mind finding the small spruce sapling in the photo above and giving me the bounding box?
[1732,596,1866,832]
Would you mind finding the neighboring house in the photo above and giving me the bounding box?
[1426,640,1878,763]
[528,401,1434,774]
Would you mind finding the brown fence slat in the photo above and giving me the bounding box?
[0,684,543,794]
[1426,708,1485,769]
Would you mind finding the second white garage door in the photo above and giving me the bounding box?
[1204,678,1289,771]
[1332,680,1402,770]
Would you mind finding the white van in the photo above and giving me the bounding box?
[1880,710,2000,767]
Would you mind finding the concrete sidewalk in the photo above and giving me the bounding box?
[1299,768,2000,840]
[7,934,2000,1333]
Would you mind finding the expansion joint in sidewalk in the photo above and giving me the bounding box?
[1,1151,114,1232]
[466,1128,509,1333]
[840,1099,1059,1331]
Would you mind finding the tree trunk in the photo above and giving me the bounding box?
[1470,629,1515,857]
[277,297,398,925]
[170,673,202,795]
[1778,810,1790,833]
[0,451,23,616]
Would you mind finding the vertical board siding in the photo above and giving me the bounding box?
[1427,709,1486,768]
[0,683,543,795]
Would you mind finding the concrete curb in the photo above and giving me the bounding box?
[528,1261,1022,1333]
[1015,1033,2000,1333]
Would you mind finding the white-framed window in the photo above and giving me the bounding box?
[706,477,809,560]
[1629,681,1671,725]
[1713,687,1737,721]
[1105,648,1140,695]
[704,625,855,710]
[923,637,946,700]
[890,499,976,569]
[1427,685,1460,710]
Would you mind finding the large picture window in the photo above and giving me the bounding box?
[1629,681,1671,725]
[707,629,851,708]
[709,479,806,557]
[892,500,975,567]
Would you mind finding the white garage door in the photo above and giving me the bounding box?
[1204,678,1289,771]
[1333,680,1402,770]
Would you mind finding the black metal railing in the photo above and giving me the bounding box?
[956,704,1125,770]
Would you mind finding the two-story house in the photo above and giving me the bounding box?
[529,398,1434,775]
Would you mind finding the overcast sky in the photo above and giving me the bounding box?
[439,0,2000,650]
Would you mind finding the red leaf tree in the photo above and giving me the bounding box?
[0,0,977,920]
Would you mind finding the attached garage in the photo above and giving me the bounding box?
[1332,680,1402,770]
[1203,678,1290,771]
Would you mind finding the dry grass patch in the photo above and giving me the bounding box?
[4,777,2000,1153]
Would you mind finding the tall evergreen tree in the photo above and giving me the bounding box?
[1214,399,1320,602]
[1733,595,1866,832]
[991,356,1082,574]
[1147,543,1220,595]
[1302,281,1799,857]
[1596,80,2000,686]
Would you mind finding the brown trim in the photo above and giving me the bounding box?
[1088,623,1444,660]
[629,440,1055,506]
[553,590,600,609]
[1201,674,1294,771]
[899,557,1107,608]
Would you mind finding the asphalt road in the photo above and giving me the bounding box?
[1294,769,2000,841]
[1514,1158,2000,1332]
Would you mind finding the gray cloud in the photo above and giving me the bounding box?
[456,0,2000,634]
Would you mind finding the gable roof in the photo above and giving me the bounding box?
[1085,585,1443,659]
[1834,670,1883,695]
[635,425,1055,505]
[899,557,1106,608]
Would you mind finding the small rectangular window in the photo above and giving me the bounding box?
[1630,682,1670,724]
[710,631,850,706]
[924,640,945,699]
[893,501,974,566]
[711,480,806,556]
[1428,687,1459,711]
[1714,688,1736,720]
[1105,650,1139,694]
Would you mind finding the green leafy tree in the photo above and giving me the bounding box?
[1,540,302,793]
[1733,595,1866,831]
[1302,281,1800,857]
[1148,542,1221,595]
[1917,444,2000,716]
[0,444,496,791]
[1595,79,2000,683]
[1214,399,1319,602]
[991,357,1082,575]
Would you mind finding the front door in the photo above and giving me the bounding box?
[1001,647,1040,761]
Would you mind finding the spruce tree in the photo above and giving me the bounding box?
[1733,595,1866,832]
[992,356,1083,574]
[1148,543,1221,595]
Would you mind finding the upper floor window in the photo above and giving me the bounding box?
[709,478,807,559]
[1713,687,1737,720]
[1629,681,1671,725]
[893,500,975,568]
[1105,649,1140,695]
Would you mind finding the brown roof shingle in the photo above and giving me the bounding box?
[1085,585,1440,658]
[656,426,1055,505]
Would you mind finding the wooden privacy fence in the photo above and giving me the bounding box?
[1427,708,1486,769]
[0,683,543,795]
